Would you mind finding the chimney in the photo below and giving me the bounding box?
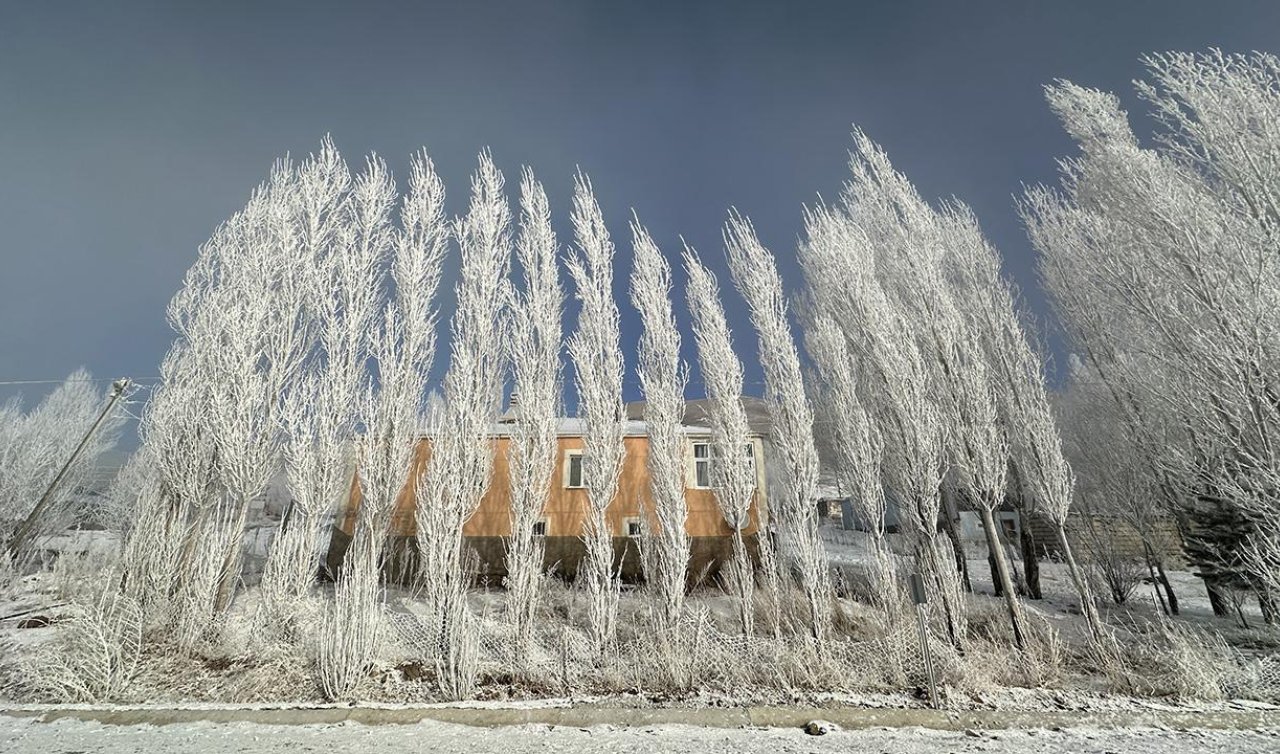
[498,390,520,423]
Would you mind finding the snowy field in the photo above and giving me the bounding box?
[821,526,1271,636]
[1,714,1278,754]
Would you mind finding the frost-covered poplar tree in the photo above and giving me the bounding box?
[135,158,314,639]
[683,246,761,638]
[1025,51,1280,608]
[799,201,966,649]
[504,168,563,656]
[415,152,510,697]
[339,149,445,576]
[565,173,627,658]
[121,351,215,627]
[321,307,431,701]
[206,157,322,614]
[803,315,900,620]
[262,139,368,616]
[288,153,386,558]
[837,133,1025,648]
[723,212,832,646]
[628,217,690,632]
[319,151,448,700]
[945,212,1104,640]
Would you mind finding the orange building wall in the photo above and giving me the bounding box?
[338,434,767,539]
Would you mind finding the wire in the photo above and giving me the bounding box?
[0,376,779,388]
[0,377,163,386]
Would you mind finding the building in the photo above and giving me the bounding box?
[327,408,771,584]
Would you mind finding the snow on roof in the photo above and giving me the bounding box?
[510,418,716,438]
[626,397,773,436]
[416,418,739,439]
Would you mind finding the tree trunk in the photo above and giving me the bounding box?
[988,549,1003,597]
[175,502,215,594]
[940,484,972,592]
[1056,522,1104,642]
[980,507,1026,650]
[918,538,964,654]
[1155,559,1178,615]
[987,520,1026,598]
[213,495,254,614]
[1148,558,1170,615]
[1259,590,1277,626]
[1018,510,1042,600]
[1206,578,1229,617]
[729,528,754,639]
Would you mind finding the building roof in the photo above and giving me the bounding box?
[418,417,718,440]
[415,396,771,440]
[625,397,773,436]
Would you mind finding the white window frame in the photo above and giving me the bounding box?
[532,518,549,537]
[563,449,585,489]
[688,440,756,489]
[690,441,712,489]
[623,516,643,538]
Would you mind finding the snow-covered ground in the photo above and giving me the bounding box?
[820,524,1271,636]
[3,524,1277,710]
[1,714,1277,754]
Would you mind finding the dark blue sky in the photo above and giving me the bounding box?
[2,1,1278,424]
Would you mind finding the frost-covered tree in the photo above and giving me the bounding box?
[320,336,411,706]
[799,201,966,649]
[803,315,900,621]
[628,216,689,632]
[261,139,367,616]
[120,350,214,628]
[332,149,447,579]
[140,357,228,647]
[0,370,124,558]
[724,212,832,646]
[1056,364,1183,612]
[1025,51,1280,610]
[322,303,433,699]
[317,146,450,696]
[684,246,761,638]
[565,173,626,658]
[833,133,1026,648]
[412,152,511,698]
[945,217,1105,640]
[504,168,563,657]
[127,155,312,641]
[119,140,451,658]
[204,157,323,614]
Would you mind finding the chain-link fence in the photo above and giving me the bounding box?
[385,599,958,698]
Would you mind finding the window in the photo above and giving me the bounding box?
[624,517,643,537]
[693,442,711,488]
[564,450,584,488]
[532,519,548,537]
[690,441,756,489]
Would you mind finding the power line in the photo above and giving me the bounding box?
[0,377,163,386]
[0,376,780,388]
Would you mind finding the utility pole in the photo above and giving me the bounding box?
[7,378,131,561]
